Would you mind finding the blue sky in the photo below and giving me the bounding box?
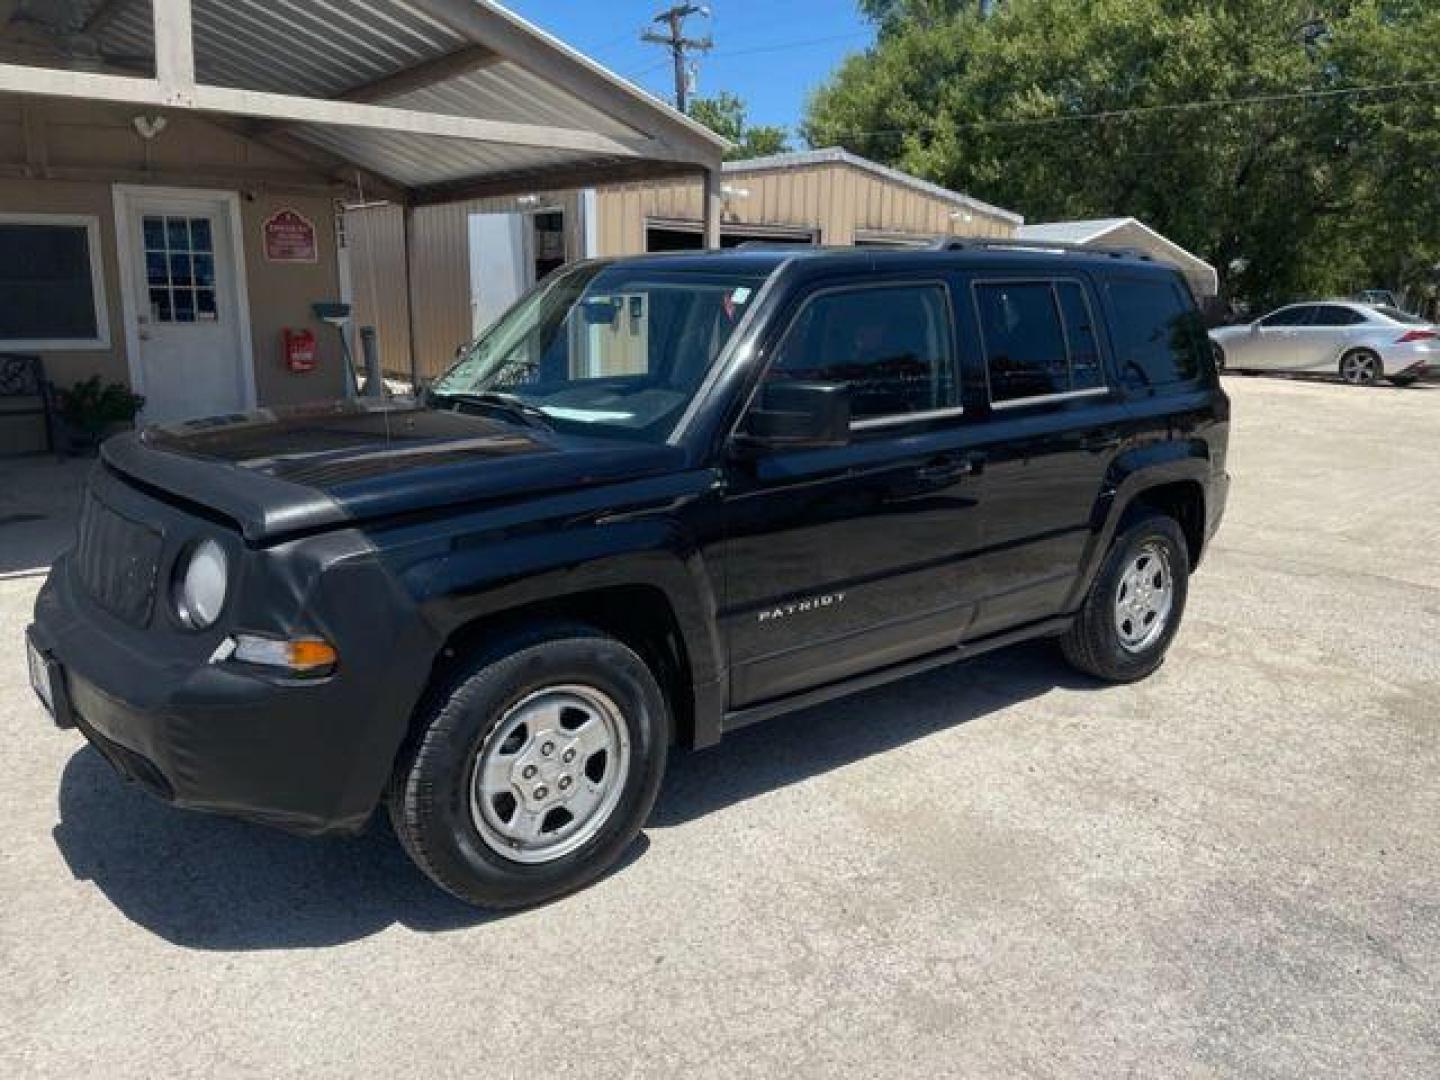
[501,1,874,136]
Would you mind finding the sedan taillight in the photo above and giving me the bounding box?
[1397,329,1437,343]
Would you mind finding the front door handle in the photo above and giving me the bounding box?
[915,454,977,482]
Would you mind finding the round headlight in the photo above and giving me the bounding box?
[175,538,228,629]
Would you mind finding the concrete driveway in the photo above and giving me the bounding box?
[1,378,1437,1079]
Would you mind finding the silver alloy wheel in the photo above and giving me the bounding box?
[1113,541,1175,654]
[469,684,631,865]
[1340,351,1380,385]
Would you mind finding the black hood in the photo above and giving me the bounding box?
[103,399,684,542]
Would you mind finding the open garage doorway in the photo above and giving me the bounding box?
[468,208,568,338]
[645,220,817,252]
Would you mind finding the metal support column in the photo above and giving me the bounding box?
[703,167,723,251]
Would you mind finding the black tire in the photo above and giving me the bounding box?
[1061,512,1190,683]
[1338,349,1383,386]
[388,621,669,909]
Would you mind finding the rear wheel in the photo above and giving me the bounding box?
[388,622,669,909]
[1339,349,1382,386]
[1061,513,1190,682]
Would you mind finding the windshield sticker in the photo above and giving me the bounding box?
[723,286,754,322]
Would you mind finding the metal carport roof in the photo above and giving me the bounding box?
[1017,217,1220,297]
[0,0,730,214]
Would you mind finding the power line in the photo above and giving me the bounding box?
[623,29,873,81]
[813,76,1440,140]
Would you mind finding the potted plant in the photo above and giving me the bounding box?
[55,377,145,452]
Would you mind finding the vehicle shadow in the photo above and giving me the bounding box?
[653,640,1089,827]
[51,640,1088,951]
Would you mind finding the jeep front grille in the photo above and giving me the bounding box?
[74,491,164,627]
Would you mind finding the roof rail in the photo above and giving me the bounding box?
[732,240,821,251]
[925,236,1154,261]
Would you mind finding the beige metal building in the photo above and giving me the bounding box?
[598,147,1022,254]
[0,0,727,454]
[352,147,1024,383]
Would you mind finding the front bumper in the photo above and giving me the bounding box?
[31,550,435,837]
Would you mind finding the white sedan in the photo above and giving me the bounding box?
[1209,300,1438,386]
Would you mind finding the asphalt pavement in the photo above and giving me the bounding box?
[1,376,1436,1078]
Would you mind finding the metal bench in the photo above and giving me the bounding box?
[0,354,61,457]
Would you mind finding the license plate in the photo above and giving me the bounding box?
[27,637,54,718]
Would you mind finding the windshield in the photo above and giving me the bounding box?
[431,261,765,442]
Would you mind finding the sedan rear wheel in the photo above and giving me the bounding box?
[1339,349,1382,386]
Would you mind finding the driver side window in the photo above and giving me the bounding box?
[764,283,957,424]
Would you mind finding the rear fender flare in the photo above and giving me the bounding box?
[1067,443,1211,609]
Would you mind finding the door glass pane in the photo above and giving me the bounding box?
[166,217,191,251]
[190,218,213,253]
[149,288,172,322]
[1260,306,1312,328]
[173,288,195,322]
[146,251,169,287]
[193,253,214,287]
[767,284,956,420]
[975,282,1069,402]
[143,216,166,250]
[1311,305,1364,327]
[169,252,193,287]
[196,289,217,320]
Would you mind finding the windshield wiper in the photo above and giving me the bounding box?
[433,390,552,430]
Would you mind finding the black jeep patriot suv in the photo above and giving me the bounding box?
[28,244,1229,908]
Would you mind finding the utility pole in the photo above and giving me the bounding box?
[641,3,712,113]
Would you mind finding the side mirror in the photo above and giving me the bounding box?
[735,381,851,452]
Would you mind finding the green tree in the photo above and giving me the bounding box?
[805,0,1440,308]
[689,92,791,160]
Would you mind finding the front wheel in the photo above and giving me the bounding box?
[1061,513,1190,682]
[388,622,669,909]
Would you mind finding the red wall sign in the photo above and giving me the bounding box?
[263,209,318,263]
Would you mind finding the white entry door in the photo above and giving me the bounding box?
[468,211,532,339]
[117,188,253,425]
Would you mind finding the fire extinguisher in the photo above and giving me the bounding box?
[283,328,317,374]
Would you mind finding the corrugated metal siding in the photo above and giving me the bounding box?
[345,204,412,380]
[594,160,1018,255]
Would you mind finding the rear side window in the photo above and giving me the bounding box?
[1105,277,1204,387]
[1310,305,1367,327]
[974,280,1107,405]
[767,283,956,422]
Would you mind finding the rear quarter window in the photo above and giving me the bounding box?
[1104,276,1207,389]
